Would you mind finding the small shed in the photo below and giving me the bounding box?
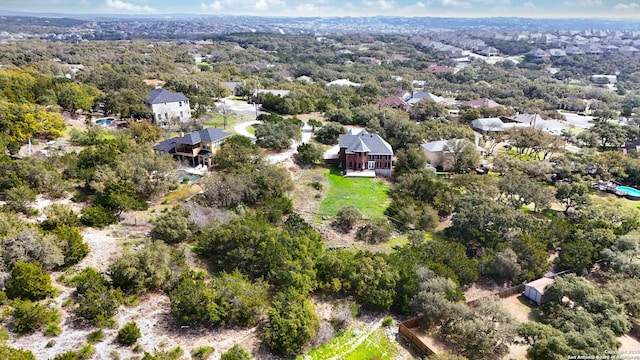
[523,277,555,305]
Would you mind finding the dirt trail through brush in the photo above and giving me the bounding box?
[326,318,383,360]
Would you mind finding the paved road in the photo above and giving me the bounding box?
[234,120,313,164]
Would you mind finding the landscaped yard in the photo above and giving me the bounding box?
[204,113,251,130]
[298,328,398,360]
[317,168,390,220]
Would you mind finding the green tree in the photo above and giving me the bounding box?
[294,143,324,164]
[150,207,195,244]
[41,204,80,231]
[314,123,345,145]
[109,241,184,294]
[12,299,60,334]
[307,119,322,132]
[72,268,122,326]
[117,322,141,346]
[52,225,89,268]
[214,271,269,327]
[394,145,427,175]
[555,182,590,214]
[6,261,56,301]
[221,344,251,360]
[4,184,36,214]
[169,271,222,326]
[263,290,319,355]
[55,82,99,113]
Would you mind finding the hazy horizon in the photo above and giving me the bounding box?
[1,0,639,19]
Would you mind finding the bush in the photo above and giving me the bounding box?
[294,143,324,164]
[52,344,94,360]
[0,344,36,359]
[221,344,250,360]
[41,204,81,231]
[109,241,185,294]
[44,322,61,337]
[263,290,319,355]
[117,322,141,346]
[355,219,392,244]
[334,206,362,232]
[382,316,394,327]
[12,299,60,335]
[87,330,104,343]
[150,207,195,244]
[192,346,214,360]
[4,185,36,214]
[71,268,122,326]
[315,123,345,145]
[52,226,89,268]
[169,271,222,326]
[6,261,56,301]
[80,205,118,228]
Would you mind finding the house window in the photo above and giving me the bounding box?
[179,101,182,107]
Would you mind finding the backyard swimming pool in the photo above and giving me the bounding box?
[95,117,114,126]
[177,170,201,183]
[616,186,640,198]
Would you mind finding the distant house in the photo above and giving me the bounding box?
[619,46,640,57]
[421,139,484,171]
[378,96,412,112]
[254,89,291,97]
[147,88,191,125]
[296,75,313,83]
[523,277,555,305]
[623,138,640,155]
[460,98,504,109]
[591,74,617,85]
[478,46,500,57]
[529,48,550,58]
[222,81,243,96]
[338,129,393,177]
[548,48,567,57]
[152,127,231,168]
[407,91,445,105]
[426,64,453,74]
[471,117,528,132]
[326,79,361,87]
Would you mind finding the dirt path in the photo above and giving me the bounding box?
[325,319,383,360]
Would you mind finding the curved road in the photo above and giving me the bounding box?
[234,120,313,164]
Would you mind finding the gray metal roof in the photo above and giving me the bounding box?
[148,88,189,105]
[153,127,231,152]
[339,129,393,155]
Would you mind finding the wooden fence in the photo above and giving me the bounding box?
[398,317,436,358]
[466,284,525,307]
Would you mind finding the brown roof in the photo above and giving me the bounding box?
[461,98,504,108]
[379,96,412,112]
[426,65,454,73]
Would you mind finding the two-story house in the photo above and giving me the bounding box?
[152,127,231,168]
[338,129,393,177]
[147,88,191,125]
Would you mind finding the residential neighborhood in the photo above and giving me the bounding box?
[1,9,640,360]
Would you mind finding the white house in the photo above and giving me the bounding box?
[147,88,191,125]
[523,277,555,305]
[421,139,484,171]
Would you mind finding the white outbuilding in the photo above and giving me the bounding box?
[523,277,555,305]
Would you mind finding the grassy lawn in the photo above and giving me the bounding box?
[246,125,255,135]
[318,168,390,219]
[203,113,251,130]
[299,328,398,360]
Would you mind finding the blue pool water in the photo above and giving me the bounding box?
[617,186,640,197]
[177,170,201,183]
[95,117,114,125]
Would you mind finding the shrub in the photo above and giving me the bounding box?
[6,261,56,301]
[52,225,89,268]
[4,185,36,214]
[41,204,81,230]
[355,219,392,244]
[0,344,36,359]
[220,344,251,360]
[169,271,222,326]
[52,344,94,360]
[149,207,195,244]
[191,346,214,360]
[382,316,394,327]
[310,181,323,190]
[117,322,141,346]
[334,206,362,232]
[80,205,118,228]
[72,268,121,326]
[12,299,60,335]
[44,322,62,336]
[263,290,319,355]
[87,330,104,343]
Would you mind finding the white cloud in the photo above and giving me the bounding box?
[522,1,536,9]
[614,2,639,9]
[201,0,285,12]
[105,0,155,12]
[561,0,602,6]
[429,0,472,7]
[363,0,395,10]
[416,1,425,6]
[296,3,317,12]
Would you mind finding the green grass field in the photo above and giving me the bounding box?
[298,328,398,360]
[204,113,251,131]
[317,168,390,219]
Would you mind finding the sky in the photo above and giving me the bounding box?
[1,0,639,18]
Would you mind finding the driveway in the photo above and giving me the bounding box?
[218,98,267,117]
[234,120,313,164]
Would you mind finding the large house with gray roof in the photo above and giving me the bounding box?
[153,127,231,168]
[147,88,191,125]
[338,129,393,177]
